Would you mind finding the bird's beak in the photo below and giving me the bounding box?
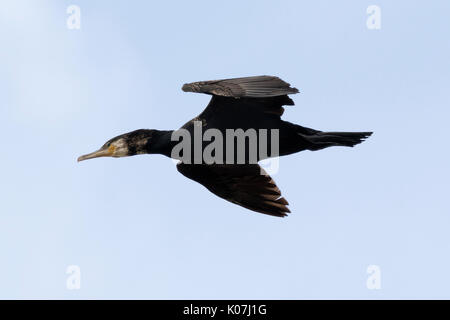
[77,148,113,162]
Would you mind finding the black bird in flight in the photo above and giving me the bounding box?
[78,76,372,217]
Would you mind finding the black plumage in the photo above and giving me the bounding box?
[78,75,372,217]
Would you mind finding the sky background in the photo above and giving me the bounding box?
[0,0,449,299]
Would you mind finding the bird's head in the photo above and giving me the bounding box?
[77,129,156,162]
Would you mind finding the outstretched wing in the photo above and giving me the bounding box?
[177,163,290,217]
[182,76,300,122]
[182,75,299,98]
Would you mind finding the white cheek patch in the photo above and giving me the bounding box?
[116,139,127,148]
[115,146,129,157]
[112,139,129,157]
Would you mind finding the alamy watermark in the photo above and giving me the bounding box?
[366,265,381,290]
[170,121,280,174]
[67,5,81,30]
[66,265,81,290]
[366,5,381,30]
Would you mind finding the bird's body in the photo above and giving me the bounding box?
[78,76,372,217]
[179,97,307,162]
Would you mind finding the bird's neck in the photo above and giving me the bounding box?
[147,130,175,157]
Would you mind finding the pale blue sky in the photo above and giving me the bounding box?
[0,0,449,299]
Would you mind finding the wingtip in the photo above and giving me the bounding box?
[291,87,300,94]
[181,83,190,92]
[361,132,373,141]
[279,209,290,217]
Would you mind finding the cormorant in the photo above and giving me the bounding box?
[78,76,372,217]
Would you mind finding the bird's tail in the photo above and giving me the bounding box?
[302,131,373,150]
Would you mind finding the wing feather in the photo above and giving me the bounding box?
[177,163,291,217]
[182,75,299,98]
